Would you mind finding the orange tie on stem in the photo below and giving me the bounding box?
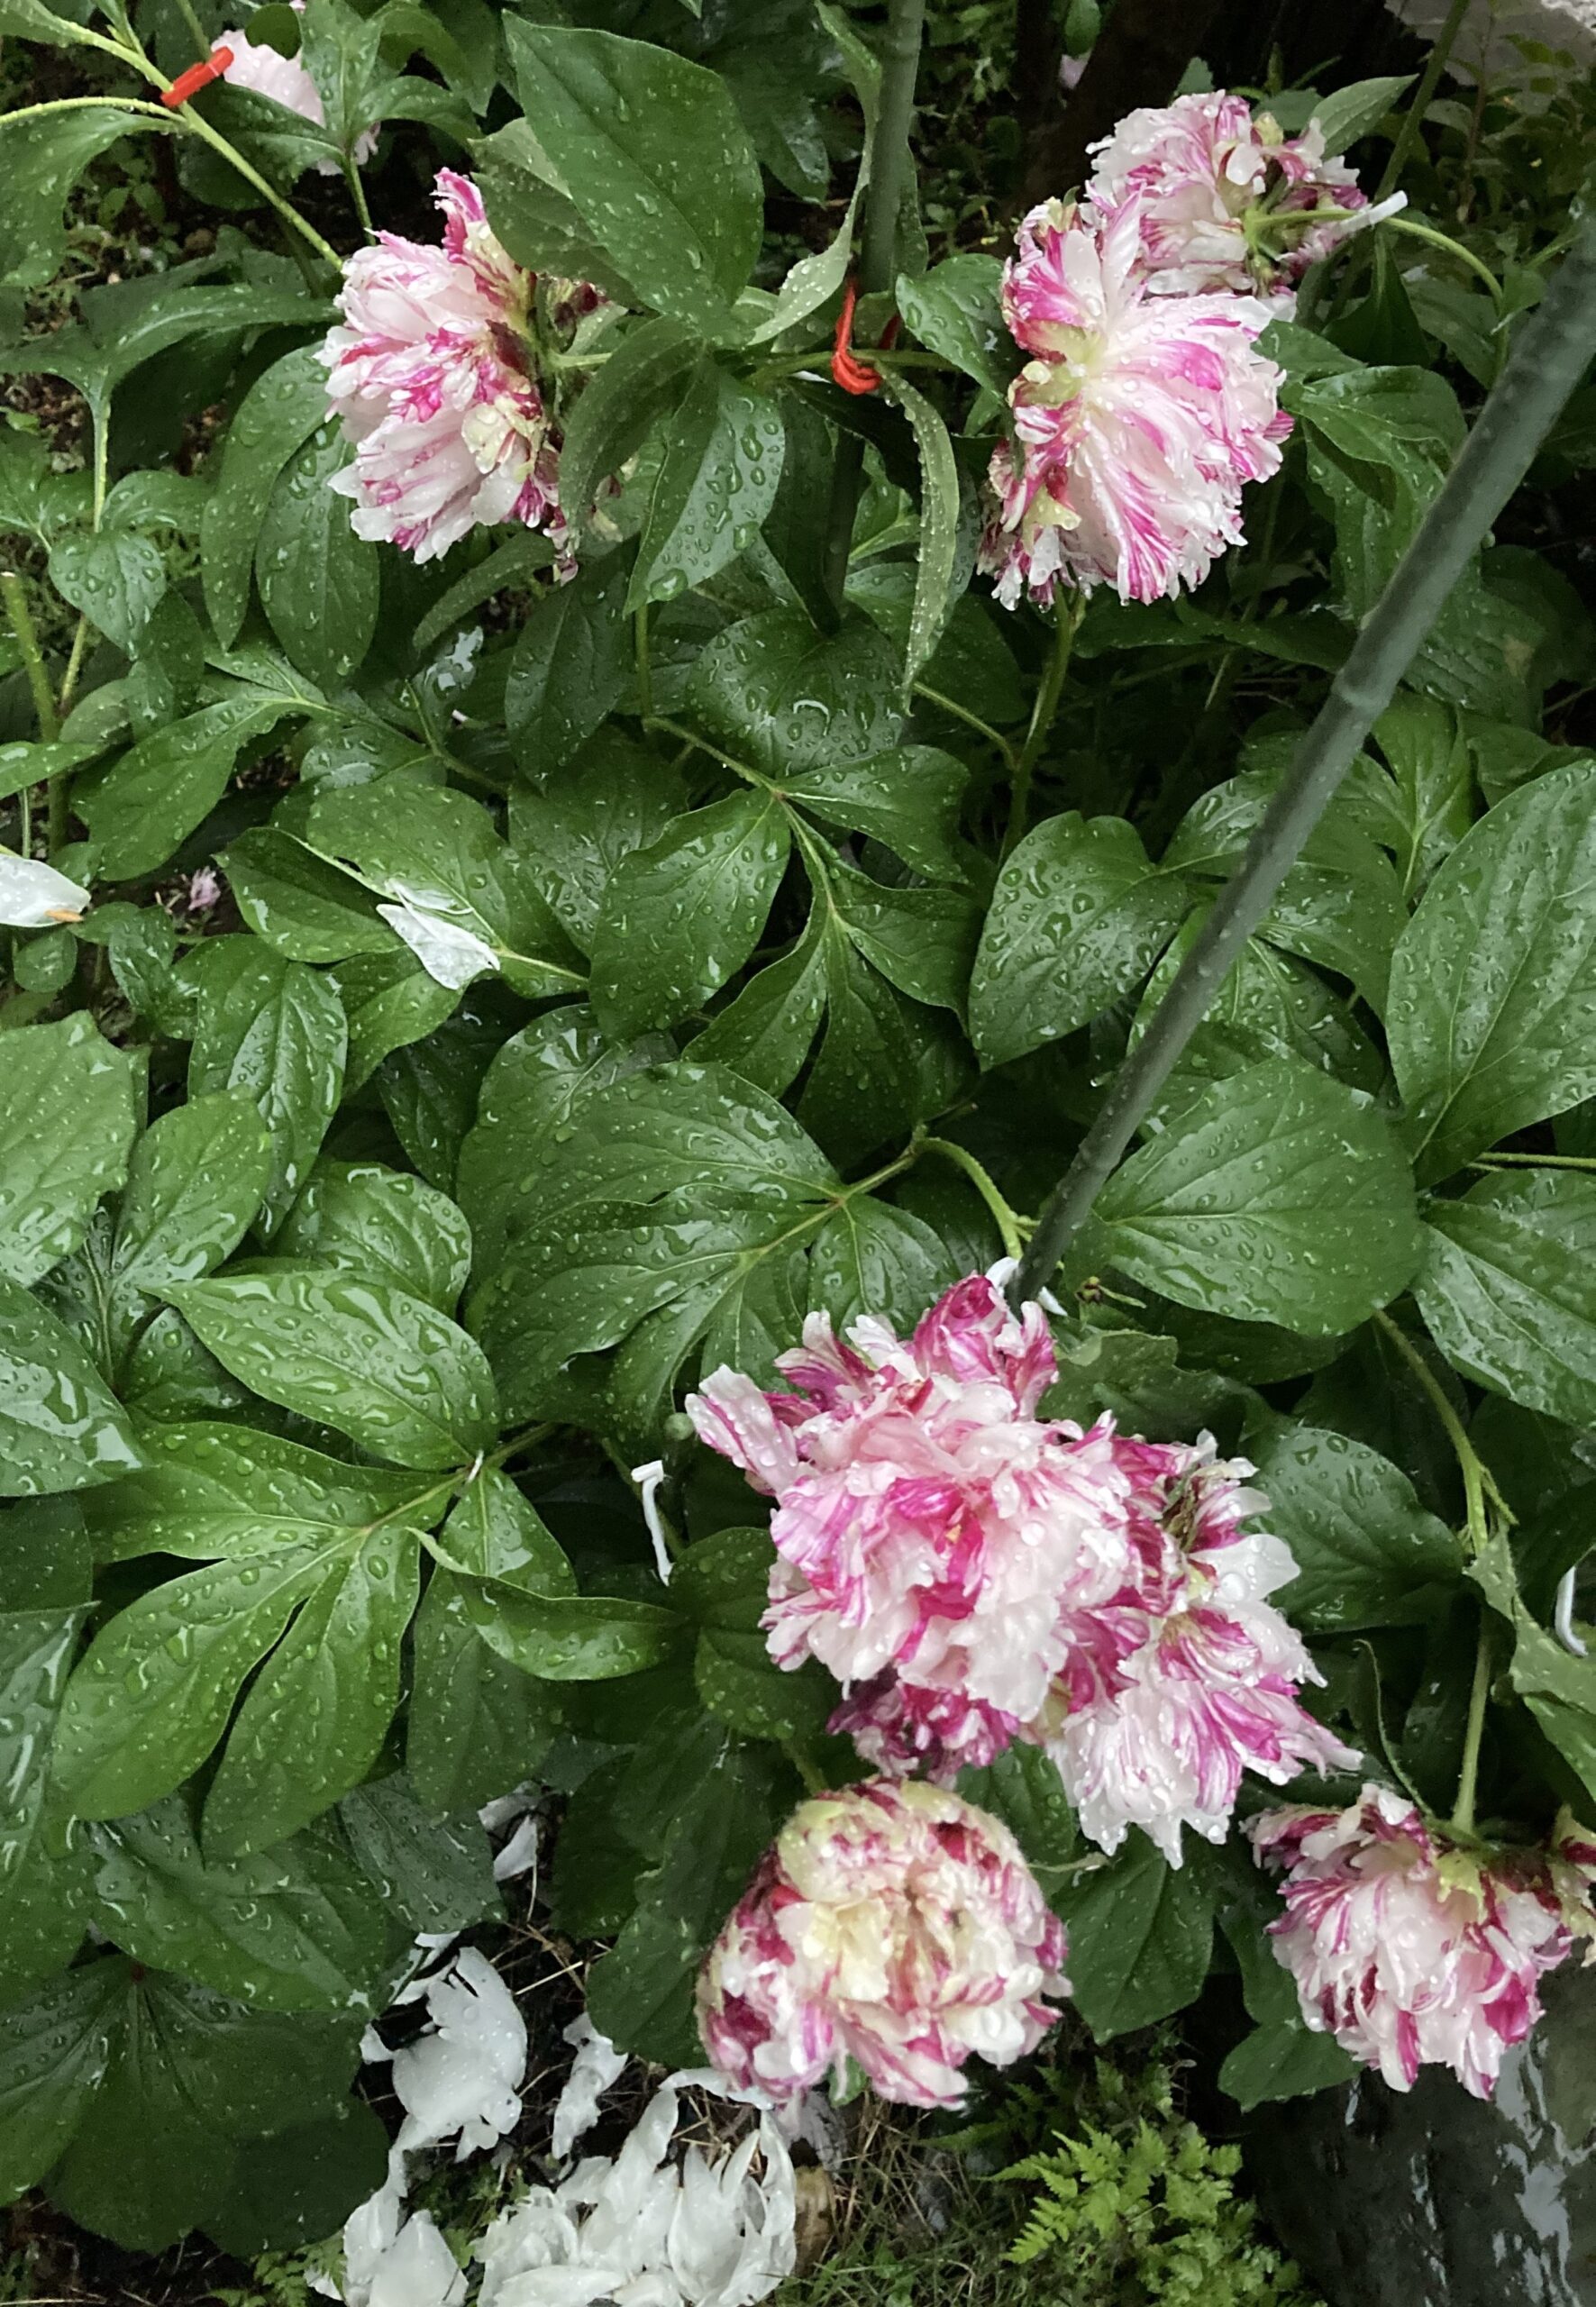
[831,278,902,396]
[161,48,234,106]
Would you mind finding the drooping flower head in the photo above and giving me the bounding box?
[1248,1787,1596,2098]
[698,1778,1070,2109]
[322,169,604,564]
[978,196,1291,607]
[217,2,378,172]
[1083,91,1405,300]
[687,1275,1143,1757]
[1044,1436,1360,1865]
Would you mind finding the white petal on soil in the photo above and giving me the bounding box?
[377,888,498,989]
[394,1947,527,2161]
[551,2016,630,2159]
[0,848,89,927]
[493,1811,543,1883]
[475,2080,797,2307]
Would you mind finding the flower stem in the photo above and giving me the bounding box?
[178,103,342,268]
[1471,1150,1596,1171]
[818,0,928,622]
[343,155,375,242]
[1002,587,1084,862]
[1010,213,1596,1305]
[1382,213,1503,302]
[169,0,211,60]
[1,573,61,744]
[1378,0,1473,200]
[920,1135,1026,1261]
[912,681,1017,770]
[1373,1312,1491,1551]
[1450,1618,1494,1838]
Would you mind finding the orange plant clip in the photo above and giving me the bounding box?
[831,278,901,396]
[161,47,233,106]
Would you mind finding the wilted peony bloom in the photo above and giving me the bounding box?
[1044,1436,1360,1865]
[217,4,378,172]
[698,1779,1069,2108]
[322,169,602,563]
[978,196,1290,607]
[1083,91,1405,300]
[687,1274,1142,1752]
[1248,1786,1596,2097]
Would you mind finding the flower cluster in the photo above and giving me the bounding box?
[1249,1786,1596,2098]
[697,1778,1069,2109]
[321,169,603,564]
[689,1273,1354,1864]
[980,91,1399,606]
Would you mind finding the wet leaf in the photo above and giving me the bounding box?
[0,1012,140,1290]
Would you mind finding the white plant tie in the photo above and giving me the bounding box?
[633,1457,673,1583]
[1555,1565,1588,1657]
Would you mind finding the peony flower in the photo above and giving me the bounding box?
[0,847,89,927]
[1044,1436,1359,1865]
[1248,1787,1596,2097]
[697,1779,1069,2110]
[1083,91,1405,300]
[322,169,600,564]
[978,196,1290,607]
[218,3,378,173]
[687,1274,1143,1752]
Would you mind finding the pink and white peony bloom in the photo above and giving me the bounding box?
[697,1778,1069,2109]
[217,4,378,171]
[1044,1436,1359,1865]
[1248,1787,1596,2098]
[978,196,1291,607]
[1083,91,1404,300]
[322,169,598,564]
[687,1275,1143,1753]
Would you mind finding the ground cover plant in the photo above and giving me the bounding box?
[5,0,1596,2294]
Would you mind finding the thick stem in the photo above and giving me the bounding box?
[1382,214,1502,302]
[1378,0,1473,199]
[1010,213,1596,1305]
[819,0,927,620]
[1002,588,1083,862]
[1,573,61,744]
[1374,1313,1489,1550]
[1450,1619,1494,1838]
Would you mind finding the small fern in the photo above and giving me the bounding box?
[998,2063,1317,2304]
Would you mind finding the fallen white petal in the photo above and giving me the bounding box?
[493,1812,542,1884]
[394,1947,527,2162]
[552,2016,630,2159]
[378,886,498,989]
[368,2212,468,2307]
[0,847,89,927]
[478,2079,796,2307]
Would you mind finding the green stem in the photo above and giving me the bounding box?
[179,103,342,268]
[634,606,653,722]
[1378,0,1473,198]
[912,682,1017,770]
[1011,213,1596,1305]
[1003,588,1083,862]
[343,154,375,241]
[169,0,211,59]
[1374,1312,1489,1551]
[1471,1150,1596,1171]
[920,1136,1026,1260]
[818,0,928,621]
[0,93,176,125]
[1450,1619,1494,1837]
[1382,213,1503,301]
[1,573,61,744]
